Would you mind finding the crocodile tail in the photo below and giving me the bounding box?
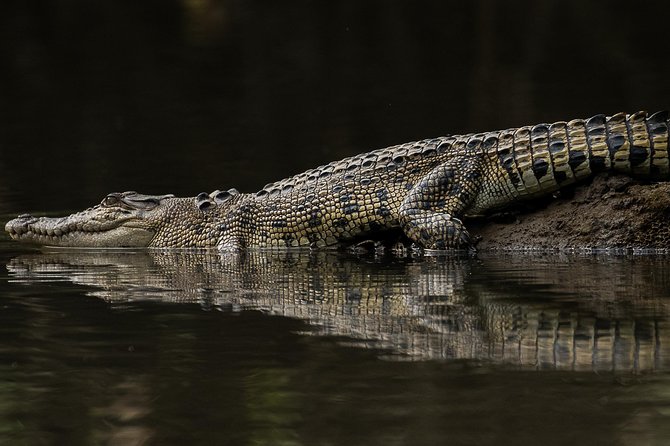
[585,111,670,179]
[498,111,669,199]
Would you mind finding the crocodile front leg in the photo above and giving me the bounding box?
[399,156,483,250]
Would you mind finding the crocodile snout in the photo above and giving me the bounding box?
[6,214,41,238]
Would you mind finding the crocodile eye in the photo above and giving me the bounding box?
[102,194,121,207]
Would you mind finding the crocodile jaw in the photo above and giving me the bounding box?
[5,213,155,248]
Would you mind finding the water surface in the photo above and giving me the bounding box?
[1,239,670,445]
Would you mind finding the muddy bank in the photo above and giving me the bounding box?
[470,174,670,252]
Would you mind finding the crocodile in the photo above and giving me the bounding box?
[5,111,669,250]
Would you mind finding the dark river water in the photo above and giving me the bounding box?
[1,244,670,445]
[2,1,670,445]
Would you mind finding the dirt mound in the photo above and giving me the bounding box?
[471,174,670,252]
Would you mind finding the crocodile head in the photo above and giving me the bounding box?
[5,192,208,248]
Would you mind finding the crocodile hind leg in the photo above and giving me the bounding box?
[399,156,483,250]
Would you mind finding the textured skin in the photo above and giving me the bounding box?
[5,111,669,250]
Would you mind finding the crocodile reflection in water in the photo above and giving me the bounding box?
[6,252,670,371]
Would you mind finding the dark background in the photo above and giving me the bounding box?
[1,0,670,211]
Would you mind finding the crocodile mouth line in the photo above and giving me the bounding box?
[4,214,131,246]
[6,218,116,238]
[5,218,156,248]
[7,227,108,242]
